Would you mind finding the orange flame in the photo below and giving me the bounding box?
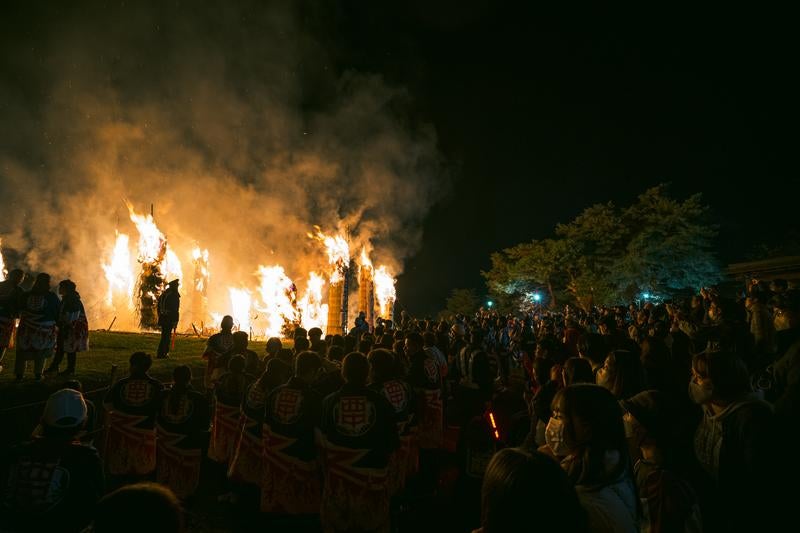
[228,287,252,333]
[101,232,134,307]
[299,272,328,331]
[255,265,300,338]
[0,238,7,281]
[192,246,210,293]
[309,226,350,283]
[374,265,396,319]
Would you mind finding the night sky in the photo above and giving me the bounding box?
[2,2,797,316]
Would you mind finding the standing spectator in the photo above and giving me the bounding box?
[231,330,261,376]
[0,268,24,374]
[406,332,444,451]
[1,388,104,532]
[621,390,702,533]
[596,349,646,400]
[14,272,60,381]
[547,384,639,533]
[156,279,180,359]
[318,353,399,533]
[44,279,89,376]
[104,352,163,478]
[155,366,210,499]
[690,350,775,531]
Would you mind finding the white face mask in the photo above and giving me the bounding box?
[689,381,713,405]
[545,417,570,457]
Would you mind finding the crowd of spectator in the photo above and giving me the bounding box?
[1,276,799,532]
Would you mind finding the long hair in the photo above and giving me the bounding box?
[553,384,633,489]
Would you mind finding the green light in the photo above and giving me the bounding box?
[487,300,493,307]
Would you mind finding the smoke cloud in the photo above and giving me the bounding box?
[0,1,446,325]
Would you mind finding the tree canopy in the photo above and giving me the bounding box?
[482,185,721,310]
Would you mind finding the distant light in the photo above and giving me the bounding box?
[487,300,494,308]
[642,292,651,299]
[533,293,542,302]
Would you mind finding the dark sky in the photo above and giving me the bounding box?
[2,2,797,316]
[322,2,797,315]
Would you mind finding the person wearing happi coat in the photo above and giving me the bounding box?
[203,315,235,391]
[261,351,324,515]
[228,358,290,486]
[156,365,210,499]
[0,269,24,373]
[14,273,60,381]
[368,348,418,494]
[103,352,163,477]
[45,279,89,376]
[317,353,399,533]
[208,355,253,465]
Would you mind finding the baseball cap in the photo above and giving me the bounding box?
[42,388,88,428]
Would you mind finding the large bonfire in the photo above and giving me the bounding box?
[97,208,396,338]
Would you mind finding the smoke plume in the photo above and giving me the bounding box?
[0,1,445,325]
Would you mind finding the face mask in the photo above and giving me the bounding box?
[545,417,569,457]
[688,381,713,405]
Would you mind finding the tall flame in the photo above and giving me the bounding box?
[128,206,165,264]
[192,246,210,293]
[309,227,350,283]
[359,247,373,273]
[101,232,134,306]
[0,238,6,281]
[299,272,328,331]
[228,287,252,333]
[374,265,396,319]
[255,265,300,338]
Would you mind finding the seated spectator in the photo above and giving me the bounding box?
[561,356,594,387]
[88,482,184,533]
[208,355,253,465]
[475,448,587,533]
[1,388,104,532]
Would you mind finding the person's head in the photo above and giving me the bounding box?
[404,332,424,356]
[41,388,87,440]
[577,333,606,369]
[57,279,76,296]
[690,350,750,406]
[480,448,587,533]
[308,327,323,341]
[220,315,234,332]
[358,336,374,354]
[342,352,369,387]
[327,345,344,362]
[392,339,405,357]
[450,323,465,338]
[129,351,152,376]
[422,331,437,347]
[562,357,594,387]
[294,326,308,340]
[172,365,192,387]
[532,356,555,386]
[232,331,249,350]
[277,347,294,366]
[596,350,645,399]
[294,351,322,382]
[63,379,84,392]
[32,272,51,293]
[259,358,291,390]
[167,279,179,290]
[265,337,282,356]
[367,348,396,383]
[548,384,629,486]
[6,268,24,285]
[294,336,310,353]
[91,483,184,533]
[620,390,673,450]
[228,354,246,374]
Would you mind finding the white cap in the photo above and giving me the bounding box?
[42,388,88,428]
